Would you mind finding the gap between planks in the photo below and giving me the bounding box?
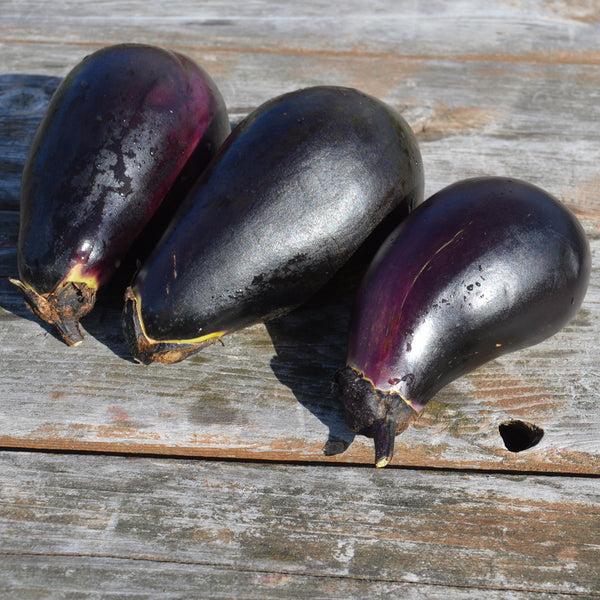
[1,444,599,480]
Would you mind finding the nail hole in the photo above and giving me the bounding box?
[499,419,544,452]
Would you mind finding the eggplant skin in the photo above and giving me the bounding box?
[334,176,591,467]
[123,85,424,364]
[11,43,230,345]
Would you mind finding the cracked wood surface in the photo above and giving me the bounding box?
[0,0,599,598]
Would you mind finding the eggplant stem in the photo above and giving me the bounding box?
[373,417,398,468]
[334,366,420,468]
[121,287,221,364]
[9,278,94,346]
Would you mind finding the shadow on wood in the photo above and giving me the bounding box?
[265,290,357,456]
[0,74,61,211]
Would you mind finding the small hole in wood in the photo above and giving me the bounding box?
[499,419,544,452]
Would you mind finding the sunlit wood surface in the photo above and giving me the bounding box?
[1,1,599,597]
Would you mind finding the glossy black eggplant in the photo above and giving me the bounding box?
[10,43,230,345]
[333,176,591,467]
[122,86,424,364]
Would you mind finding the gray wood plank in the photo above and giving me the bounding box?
[1,451,598,597]
[2,55,600,217]
[2,0,600,58]
[1,0,599,471]
[1,207,599,473]
[0,555,587,600]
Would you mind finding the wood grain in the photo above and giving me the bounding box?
[5,556,585,600]
[2,0,600,58]
[1,1,599,596]
[1,3,600,473]
[1,204,598,473]
[3,57,600,217]
[1,451,598,597]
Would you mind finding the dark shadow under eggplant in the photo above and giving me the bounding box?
[265,205,417,457]
[265,283,358,456]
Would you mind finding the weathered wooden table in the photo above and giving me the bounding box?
[1,1,599,598]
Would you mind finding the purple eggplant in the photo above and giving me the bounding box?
[334,176,591,467]
[122,86,424,364]
[10,43,230,345]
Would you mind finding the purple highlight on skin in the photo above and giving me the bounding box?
[346,203,476,397]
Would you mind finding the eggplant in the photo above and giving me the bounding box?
[122,86,424,364]
[333,176,591,467]
[10,43,230,345]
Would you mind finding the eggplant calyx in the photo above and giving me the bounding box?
[332,365,418,467]
[9,277,95,346]
[121,287,224,365]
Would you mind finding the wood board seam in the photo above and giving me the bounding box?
[1,445,599,479]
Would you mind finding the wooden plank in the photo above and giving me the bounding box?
[1,207,599,473]
[3,4,600,219]
[2,556,581,600]
[2,0,600,59]
[1,451,598,597]
[2,55,600,216]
